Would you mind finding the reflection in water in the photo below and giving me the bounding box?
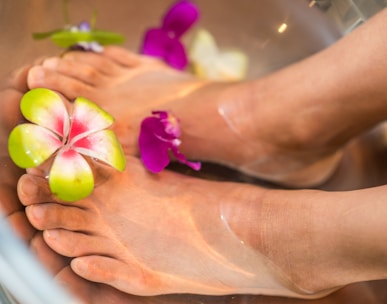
[1,0,387,303]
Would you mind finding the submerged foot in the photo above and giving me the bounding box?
[27,47,345,187]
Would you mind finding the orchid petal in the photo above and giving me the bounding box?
[139,111,201,173]
[171,145,201,171]
[69,96,114,142]
[73,130,126,172]
[141,28,169,57]
[154,111,181,137]
[188,29,218,61]
[215,51,249,81]
[20,88,69,137]
[188,29,248,81]
[8,124,62,168]
[162,0,200,38]
[165,39,188,70]
[139,117,171,173]
[49,150,94,202]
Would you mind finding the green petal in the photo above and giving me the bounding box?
[74,130,126,172]
[68,97,114,141]
[49,150,94,202]
[8,124,62,168]
[21,88,69,137]
[51,30,125,48]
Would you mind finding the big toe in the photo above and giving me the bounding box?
[17,174,52,206]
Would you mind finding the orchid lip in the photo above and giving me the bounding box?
[140,0,199,70]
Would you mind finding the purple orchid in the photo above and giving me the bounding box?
[140,0,200,70]
[139,111,201,173]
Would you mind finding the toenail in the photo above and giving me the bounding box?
[28,67,45,83]
[20,177,38,197]
[43,58,59,69]
[28,205,44,220]
[45,229,58,240]
[71,258,87,273]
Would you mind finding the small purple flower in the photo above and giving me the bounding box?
[77,21,92,32]
[139,111,201,173]
[140,0,200,70]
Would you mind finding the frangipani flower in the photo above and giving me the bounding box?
[139,111,201,173]
[33,20,125,52]
[188,29,248,81]
[8,88,126,202]
[141,0,200,70]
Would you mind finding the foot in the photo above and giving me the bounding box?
[27,47,208,155]
[32,46,387,188]
[17,155,373,298]
[26,47,346,187]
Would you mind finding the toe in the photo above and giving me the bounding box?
[63,51,124,77]
[17,174,52,206]
[43,229,107,257]
[27,66,92,100]
[43,57,109,86]
[25,203,90,231]
[71,255,163,295]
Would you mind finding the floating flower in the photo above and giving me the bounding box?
[33,20,125,52]
[188,29,248,81]
[139,111,201,173]
[8,88,126,202]
[140,0,200,70]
